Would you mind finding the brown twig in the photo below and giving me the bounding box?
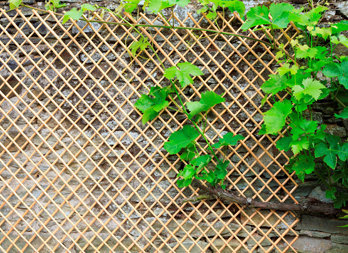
[191,179,340,217]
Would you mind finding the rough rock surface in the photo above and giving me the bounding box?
[0,0,347,252]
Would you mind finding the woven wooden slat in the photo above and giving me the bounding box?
[0,9,299,252]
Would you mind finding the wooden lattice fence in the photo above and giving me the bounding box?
[0,8,299,252]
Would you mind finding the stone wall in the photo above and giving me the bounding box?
[0,0,347,252]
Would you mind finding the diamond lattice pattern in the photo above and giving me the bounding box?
[0,9,299,252]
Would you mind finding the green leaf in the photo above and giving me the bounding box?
[213,133,244,148]
[9,0,22,9]
[176,62,204,88]
[278,63,298,76]
[81,3,97,11]
[62,8,83,24]
[215,160,229,180]
[201,170,216,185]
[288,154,315,182]
[289,6,327,28]
[296,44,320,59]
[178,164,196,180]
[122,0,141,13]
[289,117,318,139]
[269,3,294,29]
[331,20,348,34]
[46,0,66,10]
[177,178,192,188]
[186,91,225,118]
[335,107,348,119]
[338,60,348,88]
[261,74,288,95]
[191,155,211,170]
[331,35,348,48]
[164,125,200,154]
[310,27,332,40]
[163,66,177,80]
[290,137,310,155]
[168,0,190,8]
[263,100,293,134]
[315,142,337,169]
[338,143,348,161]
[241,5,271,30]
[276,136,292,151]
[164,62,203,88]
[292,78,326,101]
[220,0,245,17]
[134,86,171,124]
[206,11,218,20]
[180,143,196,161]
[323,63,342,77]
[324,151,337,169]
[147,0,162,13]
[129,37,149,56]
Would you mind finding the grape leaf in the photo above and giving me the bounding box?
[331,20,348,34]
[323,63,342,77]
[338,143,348,161]
[290,137,309,155]
[178,164,195,180]
[220,0,245,17]
[335,107,348,119]
[213,133,244,148]
[177,178,192,188]
[81,3,97,11]
[310,27,332,40]
[62,8,83,24]
[147,0,162,13]
[292,78,326,101]
[331,35,348,48]
[200,170,216,185]
[191,155,211,170]
[215,160,229,180]
[122,0,141,13]
[315,143,337,169]
[164,125,200,154]
[168,0,190,7]
[278,63,299,76]
[129,37,149,56]
[290,117,318,139]
[177,154,211,187]
[296,44,319,59]
[338,60,348,88]
[289,6,327,28]
[288,154,315,182]
[261,74,288,95]
[9,0,22,9]
[269,3,294,29]
[276,136,292,151]
[164,62,203,88]
[45,0,66,10]
[134,86,171,124]
[241,5,271,30]
[263,100,293,134]
[180,143,196,161]
[186,91,225,118]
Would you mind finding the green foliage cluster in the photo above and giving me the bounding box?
[135,62,244,188]
[245,4,348,208]
[9,0,348,208]
[340,209,348,227]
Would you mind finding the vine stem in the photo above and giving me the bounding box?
[170,84,220,162]
[19,4,272,46]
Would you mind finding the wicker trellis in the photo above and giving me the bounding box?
[0,8,299,252]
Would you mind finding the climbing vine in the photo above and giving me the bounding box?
[8,0,348,210]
